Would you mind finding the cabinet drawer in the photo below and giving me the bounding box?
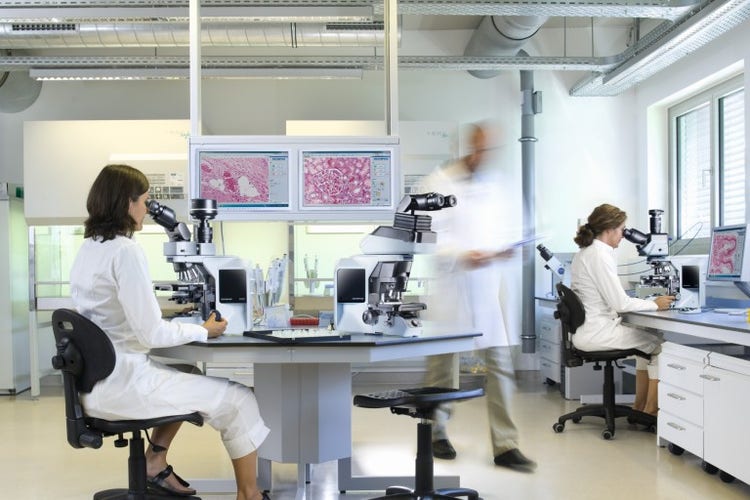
[658,411,703,457]
[658,381,702,426]
[659,355,704,395]
[538,340,561,364]
[205,365,255,387]
[540,358,561,384]
[538,319,561,344]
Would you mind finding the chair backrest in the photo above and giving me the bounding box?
[51,308,117,449]
[554,283,586,367]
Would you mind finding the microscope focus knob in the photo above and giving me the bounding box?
[362,310,378,325]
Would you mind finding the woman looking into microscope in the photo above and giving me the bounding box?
[571,203,674,416]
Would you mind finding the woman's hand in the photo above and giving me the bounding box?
[654,295,676,310]
[203,311,228,338]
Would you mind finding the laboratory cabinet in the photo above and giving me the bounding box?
[657,342,706,459]
[659,342,750,486]
[536,297,612,400]
[702,352,750,484]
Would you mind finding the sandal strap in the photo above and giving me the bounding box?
[151,465,174,483]
[171,469,192,488]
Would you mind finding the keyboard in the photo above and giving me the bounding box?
[244,328,351,343]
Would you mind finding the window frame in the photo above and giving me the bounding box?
[668,74,745,256]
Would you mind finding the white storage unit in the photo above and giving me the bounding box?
[658,342,707,458]
[703,351,750,484]
[659,341,750,486]
[536,297,615,400]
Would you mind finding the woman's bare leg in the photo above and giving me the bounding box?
[232,451,265,500]
[145,422,194,494]
[632,369,649,412]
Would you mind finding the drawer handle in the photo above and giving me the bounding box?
[699,374,720,382]
[667,393,686,401]
[666,363,686,371]
[233,371,254,376]
[667,422,686,431]
[541,362,550,368]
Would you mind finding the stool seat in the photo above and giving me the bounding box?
[354,386,484,500]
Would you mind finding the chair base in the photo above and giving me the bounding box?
[556,403,656,439]
[372,486,480,500]
[94,488,201,500]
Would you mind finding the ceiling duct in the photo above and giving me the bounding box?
[0,21,389,48]
[0,70,41,112]
[463,16,547,79]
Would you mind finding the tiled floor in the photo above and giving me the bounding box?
[2,373,750,500]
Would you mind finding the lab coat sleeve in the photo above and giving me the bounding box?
[114,243,208,348]
[588,250,659,314]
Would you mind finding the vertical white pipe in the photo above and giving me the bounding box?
[189,0,201,137]
[384,0,398,136]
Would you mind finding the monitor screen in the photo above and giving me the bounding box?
[300,150,393,209]
[707,224,750,281]
[197,150,290,211]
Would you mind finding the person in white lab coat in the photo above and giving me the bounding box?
[422,123,536,472]
[571,203,674,416]
[70,164,270,500]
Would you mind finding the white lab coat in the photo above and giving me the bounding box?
[570,239,661,353]
[422,160,521,349]
[70,236,269,458]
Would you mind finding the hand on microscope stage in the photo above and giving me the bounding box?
[654,295,676,311]
[203,311,228,338]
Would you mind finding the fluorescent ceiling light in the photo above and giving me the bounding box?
[29,68,186,81]
[200,6,373,23]
[29,67,362,81]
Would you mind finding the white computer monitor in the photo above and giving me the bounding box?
[194,149,292,214]
[706,224,750,282]
[298,148,397,211]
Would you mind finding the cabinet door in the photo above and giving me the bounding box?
[703,365,750,483]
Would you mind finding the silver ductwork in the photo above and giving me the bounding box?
[464,16,546,79]
[0,21,389,48]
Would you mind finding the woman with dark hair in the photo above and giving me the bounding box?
[571,203,674,416]
[70,164,270,500]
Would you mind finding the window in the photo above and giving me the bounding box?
[670,75,745,242]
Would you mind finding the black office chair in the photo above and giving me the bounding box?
[51,308,204,499]
[353,386,484,500]
[551,283,656,440]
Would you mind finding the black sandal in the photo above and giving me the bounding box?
[147,464,197,497]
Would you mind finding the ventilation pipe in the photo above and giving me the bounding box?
[0,22,389,48]
[519,56,542,354]
[0,71,41,113]
[464,16,546,79]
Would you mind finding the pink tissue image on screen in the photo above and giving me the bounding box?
[304,155,372,205]
[200,156,270,203]
[709,233,739,274]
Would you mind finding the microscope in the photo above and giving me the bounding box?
[148,198,254,334]
[334,192,456,337]
[623,209,680,300]
[536,244,567,298]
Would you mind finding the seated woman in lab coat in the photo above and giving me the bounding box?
[70,164,270,500]
[571,203,674,416]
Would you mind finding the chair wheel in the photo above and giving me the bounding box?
[601,429,614,440]
[701,461,718,475]
[719,471,735,483]
[667,443,684,456]
[571,416,582,424]
[553,422,565,433]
